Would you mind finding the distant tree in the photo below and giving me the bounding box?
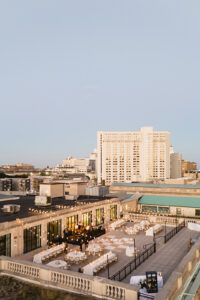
[40,172,46,176]
[0,172,6,178]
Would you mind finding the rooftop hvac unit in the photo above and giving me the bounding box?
[35,195,52,206]
[2,204,20,214]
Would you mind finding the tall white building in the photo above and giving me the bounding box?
[97,127,170,184]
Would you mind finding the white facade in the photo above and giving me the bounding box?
[97,127,170,184]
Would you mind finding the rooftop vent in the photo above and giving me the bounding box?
[35,195,52,206]
[2,204,20,214]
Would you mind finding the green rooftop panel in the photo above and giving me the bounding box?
[139,195,200,208]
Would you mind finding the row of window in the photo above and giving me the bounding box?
[1,205,118,256]
[142,205,200,217]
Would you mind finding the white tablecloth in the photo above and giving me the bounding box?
[33,243,65,264]
[146,224,163,236]
[87,244,102,253]
[65,250,86,262]
[47,260,67,268]
[83,251,117,275]
[188,222,200,232]
[110,219,126,230]
[126,246,136,257]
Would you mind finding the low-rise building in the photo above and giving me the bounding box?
[39,183,65,198]
[138,194,200,217]
[0,196,120,257]
[182,160,197,176]
[110,182,200,197]
[85,185,109,197]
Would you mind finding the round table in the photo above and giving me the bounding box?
[47,260,67,268]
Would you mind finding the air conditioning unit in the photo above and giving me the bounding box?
[2,204,20,214]
[35,195,52,206]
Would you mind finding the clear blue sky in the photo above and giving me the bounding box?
[0,1,199,168]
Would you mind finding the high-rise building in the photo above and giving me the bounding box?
[170,153,182,179]
[97,127,170,184]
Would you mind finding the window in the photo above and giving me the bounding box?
[110,205,117,221]
[66,215,78,230]
[47,220,62,245]
[24,225,41,253]
[158,206,169,213]
[142,206,157,213]
[195,209,200,216]
[96,208,104,226]
[0,234,11,256]
[176,208,182,215]
[82,211,92,226]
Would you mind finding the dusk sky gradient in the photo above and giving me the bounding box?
[0,1,200,167]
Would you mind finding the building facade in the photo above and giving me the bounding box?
[182,160,197,176]
[97,127,170,184]
[170,153,182,179]
[0,198,120,258]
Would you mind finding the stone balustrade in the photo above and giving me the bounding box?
[0,256,139,300]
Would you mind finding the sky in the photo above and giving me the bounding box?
[0,1,200,168]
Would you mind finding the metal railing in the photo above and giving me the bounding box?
[164,220,185,243]
[109,243,156,281]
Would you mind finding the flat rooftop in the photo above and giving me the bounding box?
[139,195,200,208]
[0,195,113,224]
[112,182,200,189]
[0,194,20,202]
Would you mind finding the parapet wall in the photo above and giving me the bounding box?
[154,237,200,300]
[0,256,139,300]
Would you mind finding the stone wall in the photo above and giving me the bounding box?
[0,256,139,300]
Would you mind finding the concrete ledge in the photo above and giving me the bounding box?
[155,236,200,300]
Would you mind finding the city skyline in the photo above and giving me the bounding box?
[0,126,199,169]
[1,1,200,167]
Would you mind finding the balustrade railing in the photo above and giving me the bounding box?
[7,261,40,279]
[0,256,138,300]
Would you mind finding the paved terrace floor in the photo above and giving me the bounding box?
[16,223,200,287]
[17,222,173,275]
[122,227,200,284]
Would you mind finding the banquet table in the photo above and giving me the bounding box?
[110,219,126,230]
[146,224,163,236]
[65,250,87,263]
[188,222,200,232]
[125,227,137,235]
[47,260,67,269]
[126,246,136,257]
[86,244,102,254]
[83,251,117,275]
[33,243,66,264]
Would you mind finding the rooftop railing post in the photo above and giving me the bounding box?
[107,254,110,279]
